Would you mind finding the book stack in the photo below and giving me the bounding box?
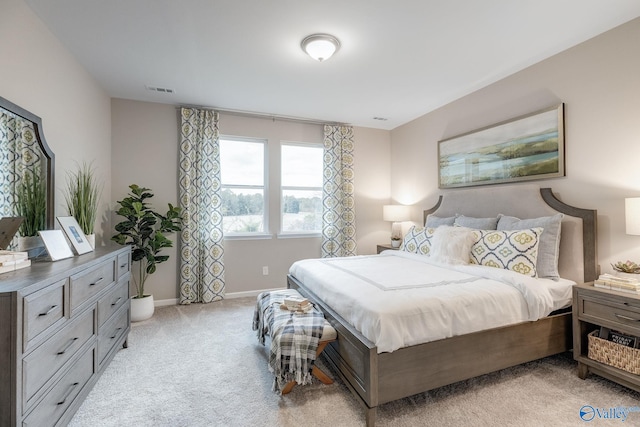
[599,326,640,349]
[594,273,640,294]
[280,296,313,313]
[0,250,31,274]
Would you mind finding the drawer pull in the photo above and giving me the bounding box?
[89,277,104,286]
[624,302,640,310]
[57,337,79,355]
[120,263,128,269]
[39,305,58,316]
[110,327,123,339]
[614,313,640,322]
[111,297,123,307]
[57,382,79,405]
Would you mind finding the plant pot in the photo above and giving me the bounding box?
[130,294,154,322]
[86,234,95,249]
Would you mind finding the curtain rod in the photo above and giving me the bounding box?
[178,104,348,127]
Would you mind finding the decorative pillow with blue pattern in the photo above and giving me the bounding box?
[400,226,436,256]
[470,228,543,277]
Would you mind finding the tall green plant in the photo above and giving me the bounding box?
[64,162,102,235]
[111,184,183,299]
[16,171,46,237]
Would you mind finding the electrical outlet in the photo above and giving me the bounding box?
[262,266,269,275]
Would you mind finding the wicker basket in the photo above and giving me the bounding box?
[587,330,640,375]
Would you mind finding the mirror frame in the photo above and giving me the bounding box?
[0,95,56,229]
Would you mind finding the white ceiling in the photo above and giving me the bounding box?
[25,0,640,130]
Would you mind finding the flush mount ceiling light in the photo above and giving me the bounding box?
[301,34,340,62]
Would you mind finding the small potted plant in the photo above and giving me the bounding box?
[112,184,183,321]
[64,162,102,247]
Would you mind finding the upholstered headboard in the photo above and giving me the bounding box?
[423,184,598,283]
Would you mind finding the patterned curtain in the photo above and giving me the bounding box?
[322,125,357,257]
[178,108,225,303]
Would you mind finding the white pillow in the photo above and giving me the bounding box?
[430,226,475,265]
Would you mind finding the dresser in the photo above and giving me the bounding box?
[0,245,131,426]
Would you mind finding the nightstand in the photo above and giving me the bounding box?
[376,244,398,254]
[573,283,640,392]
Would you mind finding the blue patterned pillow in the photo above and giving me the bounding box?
[400,226,436,256]
[470,228,543,277]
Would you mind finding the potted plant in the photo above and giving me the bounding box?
[112,184,182,321]
[64,162,102,247]
[15,169,46,256]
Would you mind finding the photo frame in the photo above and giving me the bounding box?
[38,230,74,261]
[57,216,93,255]
[438,104,565,189]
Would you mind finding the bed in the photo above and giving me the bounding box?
[287,184,597,426]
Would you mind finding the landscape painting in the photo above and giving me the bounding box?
[438,104,564,188]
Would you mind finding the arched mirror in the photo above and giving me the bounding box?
[0,96,55,242]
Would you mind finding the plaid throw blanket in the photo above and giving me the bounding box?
[253,290,325,392]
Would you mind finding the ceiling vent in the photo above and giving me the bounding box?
[145,85,175,94]
[373,117,388,121]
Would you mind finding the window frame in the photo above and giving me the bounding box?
[279,141,323,238]
[219,135,270,239]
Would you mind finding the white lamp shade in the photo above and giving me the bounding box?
[301,34,340,62]
[383,205,410,222]
[626,198,640,235]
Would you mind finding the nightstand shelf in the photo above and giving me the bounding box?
[572,283,640,392]
[376,244,398,254]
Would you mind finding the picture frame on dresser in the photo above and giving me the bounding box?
[38,229,74,261]
[57,216,93,255]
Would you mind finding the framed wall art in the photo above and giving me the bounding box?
[438,104,565,189]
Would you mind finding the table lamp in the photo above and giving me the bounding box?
[383,205,410,247]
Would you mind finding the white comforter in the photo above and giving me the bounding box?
[288,250,573,353]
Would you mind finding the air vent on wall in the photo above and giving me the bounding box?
[145,85,175,94]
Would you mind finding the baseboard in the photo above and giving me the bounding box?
[153,287,286,307]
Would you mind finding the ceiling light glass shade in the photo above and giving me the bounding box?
[301,34,340,62]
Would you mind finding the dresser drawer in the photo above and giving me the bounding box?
[116,251,130,278]
[22,308,95,406]
[97,277,129,327]
[23,279,67,351]
[581,296,640,336]
[22,347,95,427]
[70,258,115,315]
[98,304,129,366]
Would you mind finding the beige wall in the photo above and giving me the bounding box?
[390,17,640,276]
[0,0,112,240]
[111,100,392,301]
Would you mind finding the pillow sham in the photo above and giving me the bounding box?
[400,226,436,256]
[454,215,499,230]
[497,213,563,280]
[470,228,543,277]
[425,214,456,228]
[430,226,475,265]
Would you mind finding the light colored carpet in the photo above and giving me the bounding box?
[68,297,640,427]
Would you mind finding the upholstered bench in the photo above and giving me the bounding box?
[253,289,337,394]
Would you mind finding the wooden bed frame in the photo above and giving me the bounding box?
[287,185,598,426]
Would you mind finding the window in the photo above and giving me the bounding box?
[220,136,267,235]
[281,142,323,235]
